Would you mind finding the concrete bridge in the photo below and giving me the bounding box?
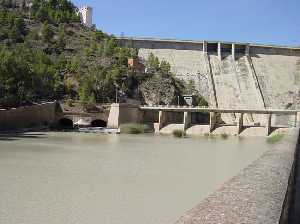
[60,111,109,128]
[107,103,300,136]
[141,105,300,136]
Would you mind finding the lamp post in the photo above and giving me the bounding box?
[114,83,119,103]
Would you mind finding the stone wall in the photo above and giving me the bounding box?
[0,102,62,130]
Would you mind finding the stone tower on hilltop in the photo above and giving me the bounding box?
[77,6,93,28]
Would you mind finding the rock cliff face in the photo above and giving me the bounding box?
[140,75,176,105]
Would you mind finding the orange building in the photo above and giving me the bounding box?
[128,58,145,72]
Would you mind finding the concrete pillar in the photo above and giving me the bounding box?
[203,41,207,53]
[158,110,167,130]
[296,112,300,127]
[245,45,250,56]
[183,111,192,131]
[237,113,244,134]
[210,112,217,133]
[218,42,222,60]
[232,43,236,61]
[266,114,272,136]
[107,103,141,129]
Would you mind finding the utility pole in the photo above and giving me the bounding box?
[115,86,118,103]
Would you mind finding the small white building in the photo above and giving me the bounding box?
[77,6,93,28]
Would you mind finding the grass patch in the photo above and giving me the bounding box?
[172,129,186,138]
[120,123,152,134]
[220,133,229,140]
[267,133,284,144]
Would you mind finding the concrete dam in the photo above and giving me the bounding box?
[118,38,300,125]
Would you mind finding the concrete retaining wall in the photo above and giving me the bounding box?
[175,128,299,224]
[0,102,62,130]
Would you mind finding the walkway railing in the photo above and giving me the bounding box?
[140,105,300,115]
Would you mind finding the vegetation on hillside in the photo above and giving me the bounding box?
[0,0,208,109]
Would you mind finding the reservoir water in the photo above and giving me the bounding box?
[0,132,272,224]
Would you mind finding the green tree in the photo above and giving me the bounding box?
[41,21,53,42]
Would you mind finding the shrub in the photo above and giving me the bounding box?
[267,133,284,144]
[220,133,229,139]
[172,129,186,138]
[66,98,74,107]
[120,123,151,134]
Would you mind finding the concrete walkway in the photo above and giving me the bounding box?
[175,130,299,224]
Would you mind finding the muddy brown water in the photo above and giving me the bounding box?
[0,132,272,224]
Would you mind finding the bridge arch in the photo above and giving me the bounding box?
[58,118,73,129]
[91,119,107,127]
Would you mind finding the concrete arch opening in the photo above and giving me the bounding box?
[59,118,73,129]
[91,119,107,127]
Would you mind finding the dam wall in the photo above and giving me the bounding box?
[0,102,62,130]
[118,38,300,124]
[250,47,300,109]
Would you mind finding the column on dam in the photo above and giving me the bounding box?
[158,111,168,130]
[237,113,244,134]
[232,44,236,61]
[218,42,222,60]
[183,112,192,131]
[297,112,300,127]
[210,112,217,133]
[203,41,207,53]
[266,114,272,136]
[245,44,250,56]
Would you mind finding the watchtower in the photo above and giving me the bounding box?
[77,6,93,28]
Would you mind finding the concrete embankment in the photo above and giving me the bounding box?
[175,128,299,224]
[0,102,62,130]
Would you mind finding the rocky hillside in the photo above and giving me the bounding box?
[0,0,207,109]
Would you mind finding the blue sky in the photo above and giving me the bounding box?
[72,0,300,46]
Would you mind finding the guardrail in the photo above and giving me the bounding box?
[140,105,300,115]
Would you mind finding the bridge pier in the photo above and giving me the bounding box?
[107,103,141,128]
[297,112,300,127]
[210,112,217,133]
[266,114,272,136]
[237,113,244,134]
[158,111,168,131]
[183,112,192,131]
